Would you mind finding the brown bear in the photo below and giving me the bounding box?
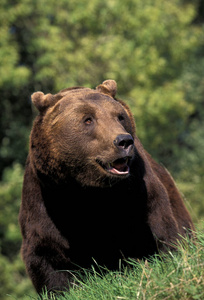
[19,80,194,295]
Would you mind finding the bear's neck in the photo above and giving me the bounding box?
[40,172,148,230]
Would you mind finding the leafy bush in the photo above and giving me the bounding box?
[0,164,35,300]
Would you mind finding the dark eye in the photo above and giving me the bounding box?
[84,117,93,125]
[118,115,125,122]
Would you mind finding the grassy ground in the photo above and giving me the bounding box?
[34,223,204,300]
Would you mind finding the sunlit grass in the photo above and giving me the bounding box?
[35,223,204,300]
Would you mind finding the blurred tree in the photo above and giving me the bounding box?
[193,0,204,23]
[0,164,35,299]
[0,1,31,175]
[175,57,204,219]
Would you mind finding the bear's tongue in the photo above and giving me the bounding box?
[108,158,129,175]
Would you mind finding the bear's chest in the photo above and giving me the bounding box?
[43,181,157,269]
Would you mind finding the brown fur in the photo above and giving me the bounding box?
[19,80,194,294]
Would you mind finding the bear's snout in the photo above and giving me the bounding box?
[113,134,134,156]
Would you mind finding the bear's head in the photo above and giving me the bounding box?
[30,80,136,187]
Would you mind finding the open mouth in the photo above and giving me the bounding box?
[96,157,130,176]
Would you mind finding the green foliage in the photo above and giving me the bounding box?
[0,164,35,300]
[175,58,204,220]
[36,224,204,300]
[0,0,203,298]
[130,82,194,166]
[0,164,23,258]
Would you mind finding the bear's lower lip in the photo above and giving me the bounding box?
[96,157,130,176]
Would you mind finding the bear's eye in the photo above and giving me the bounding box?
[118,115,125,122]
[84,117,93,125]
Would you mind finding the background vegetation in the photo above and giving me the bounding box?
[0,0,203,299]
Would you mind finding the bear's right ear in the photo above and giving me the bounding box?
[96,80,117,98]
[31,92,57,113]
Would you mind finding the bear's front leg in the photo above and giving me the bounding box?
[21,239,73,295]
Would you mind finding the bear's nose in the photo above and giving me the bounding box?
[114,134,134,153]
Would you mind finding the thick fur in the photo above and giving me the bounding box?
[19,80,194,294]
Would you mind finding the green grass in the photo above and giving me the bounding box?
[36,223,204,300]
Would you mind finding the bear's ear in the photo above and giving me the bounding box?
[97,79,136,134]
[96,80,117,98]
[31,92,57,113]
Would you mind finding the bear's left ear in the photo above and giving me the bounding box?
[97,79,136,134]
[96,80,117,98]
[31,92,57,113]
